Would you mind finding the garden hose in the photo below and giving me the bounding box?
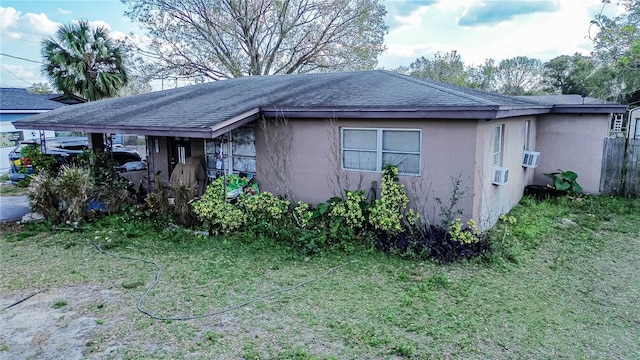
[89,241,357,321]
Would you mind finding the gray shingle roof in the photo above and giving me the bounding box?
[13,70,627,137]
[1,88,68,111]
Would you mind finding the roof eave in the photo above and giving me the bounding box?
[12,122,215,138]
[549,104,628,114]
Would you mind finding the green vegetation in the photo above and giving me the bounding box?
[52,300,68,309]
[1,195,639,359]
[0,182,28,196]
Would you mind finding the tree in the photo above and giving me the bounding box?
[466,58,498,91]
[42,20,128,101]
[406,51,468,86]
[27,82,53,94]
[542,54,597,95]
[590,0,640,103]
[122,0,388,80]
[495,56,543,95]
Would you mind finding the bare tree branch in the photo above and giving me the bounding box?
[122,0,387,79]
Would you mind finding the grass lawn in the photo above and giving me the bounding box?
[1,195,639,359]
[0,182,27,197]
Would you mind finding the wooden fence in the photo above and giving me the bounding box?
[600,137,640,198]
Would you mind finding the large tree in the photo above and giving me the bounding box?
[590,0,640,103]
[406,51,468,86]
[466,58,498,91]
[122,0,388,80]
[495,56,543,95]
[42,20,128,101]
[542,54,597,95]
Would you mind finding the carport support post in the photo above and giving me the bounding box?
[88,133,105,152]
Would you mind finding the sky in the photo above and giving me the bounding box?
[0,0,624,90]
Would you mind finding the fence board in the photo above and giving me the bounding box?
[624,138,640,198]
[600,138,626,195]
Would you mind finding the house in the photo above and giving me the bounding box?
[12,70,627,228]
[0,88,85,173]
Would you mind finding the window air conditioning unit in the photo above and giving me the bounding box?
[492,167,510,185]
[522,150,541,168]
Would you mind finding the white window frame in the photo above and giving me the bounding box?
[523,120,531,151]
[341,127,422,175]
[493,125,504,166]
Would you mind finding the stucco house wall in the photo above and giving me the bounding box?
[473,117,538,228]
[255,118,479,228]
[534,114,609,194]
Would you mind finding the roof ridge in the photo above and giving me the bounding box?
[376,70,503,106]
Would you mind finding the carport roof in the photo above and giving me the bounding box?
[12,70,627,138]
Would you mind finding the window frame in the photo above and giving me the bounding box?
[493,125,504,166]
[523,120,531,151]
[341,127,422,175]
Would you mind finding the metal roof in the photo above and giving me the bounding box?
[13,70,628,137]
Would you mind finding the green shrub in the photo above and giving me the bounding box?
[369,165,410,235]
[330,189,368,231]
[27,166,93,223]
[172,183,199,227]
[55,165,93,222]
[238,191,290,225]
[193,178,246,235]
[27,172,60,221]
[20,145,59,177]
[544,169,583,194]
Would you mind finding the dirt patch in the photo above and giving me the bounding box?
[0,285,123,359]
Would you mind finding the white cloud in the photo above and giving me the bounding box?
[57,8,72,15]
[23,12,59,35]
[84,20,112,31]
[0,7,60,44]
[0,7,20,30]
[378,0,611,69]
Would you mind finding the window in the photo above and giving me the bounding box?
[493,125,503,166]
[342,128,421,174]
[205,126,256,179]
[523,120,531,150]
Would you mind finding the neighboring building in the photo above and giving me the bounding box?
[0,88,85,173]
[629,107,640,140]
[13,71,627,228]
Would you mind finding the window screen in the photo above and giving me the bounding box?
[341,128,421,174]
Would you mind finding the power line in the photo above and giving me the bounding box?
[0,64,32,85]
[0,53,45,65]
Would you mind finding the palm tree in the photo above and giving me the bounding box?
[42,20,128,101]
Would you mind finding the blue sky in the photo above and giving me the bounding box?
[0,0,623,89]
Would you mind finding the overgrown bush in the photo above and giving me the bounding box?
[369,165,409,235]
[78,150,132,213]
[172,183,199,228]
[27,166,94,223]
[20,145,59,176]
[27,172,59,221]
[55,165,93,222]
[188,165,491,262]
[26,150,138,223]
[193,177,246,235]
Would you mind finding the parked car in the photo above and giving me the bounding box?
[8,137,144,183]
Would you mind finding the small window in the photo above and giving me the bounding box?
[493,125,503,166]
[523,120,531,150]
[342,128,421,175]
